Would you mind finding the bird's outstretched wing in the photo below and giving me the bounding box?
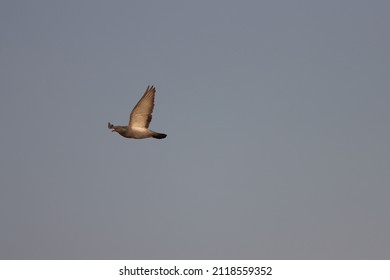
[129,85,155,128]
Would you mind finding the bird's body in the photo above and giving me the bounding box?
[108,85,167,140]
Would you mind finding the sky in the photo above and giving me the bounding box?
[1,0,389,259]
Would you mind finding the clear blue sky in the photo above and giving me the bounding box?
[1,0,389,259]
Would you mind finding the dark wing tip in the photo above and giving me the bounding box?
[147,85,156,93]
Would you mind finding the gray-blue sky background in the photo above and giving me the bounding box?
[1,1,389,259]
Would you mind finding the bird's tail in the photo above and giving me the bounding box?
[152,132,167,139]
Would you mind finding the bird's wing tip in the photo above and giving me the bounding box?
[147,85,156,91]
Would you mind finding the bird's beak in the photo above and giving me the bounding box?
[111,129,115,132]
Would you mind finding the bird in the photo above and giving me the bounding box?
[108,85,167,139]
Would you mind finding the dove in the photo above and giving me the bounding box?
[108,85,167,139]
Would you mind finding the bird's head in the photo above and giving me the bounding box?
[108,122,127,136]
[108,122,115,132]
[108,122,119,132]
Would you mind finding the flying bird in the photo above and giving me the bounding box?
[108,85,167,139]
